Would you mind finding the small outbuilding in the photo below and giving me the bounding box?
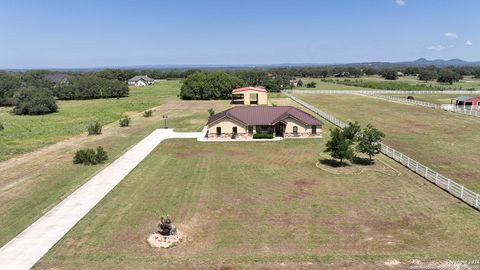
[451,96,480,110]
[231,86,268,105]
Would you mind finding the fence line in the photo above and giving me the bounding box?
[282,91,480,210]
[286,90,480,95]
[360,93,438,109]
[441,104,480,117]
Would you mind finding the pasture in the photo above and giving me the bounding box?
[0,98,231,247]
[295,93,480,192]
[35,138,480,269]
[391,94,467,105]
[0,81,180,161]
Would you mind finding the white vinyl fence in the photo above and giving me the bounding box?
[283,91,480,210]
[286,90,480,95]
[441,104,480,117]
[360,93,438,109]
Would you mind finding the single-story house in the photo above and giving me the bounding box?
[451,96,480,110]
[206,106,323,139]
[289,80,299,87]
[128,75,155,87]
[231,86,268,105]
[44,74,69,85]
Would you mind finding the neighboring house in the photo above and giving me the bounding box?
[231,86,268,105]
[128,75,155,87]
[206,106,323,139]
[396,71,404,76]
[44,74,69,86]
[333,72,350,77]
[451,96,480,110]
[289,80,299,87]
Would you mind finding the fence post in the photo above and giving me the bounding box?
[460,186,464,198]
[476,194,479,208]
[425,167,428,178]
[447,179,451,190]
[415,162,419,172]
[435,172,439,184]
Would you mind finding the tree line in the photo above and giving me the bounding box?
[0,71,129,115]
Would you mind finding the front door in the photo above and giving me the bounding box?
[274,123,285,137]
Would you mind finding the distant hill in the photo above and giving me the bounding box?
[336,58,480,68]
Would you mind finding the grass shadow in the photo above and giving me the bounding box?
[319,158,350,168]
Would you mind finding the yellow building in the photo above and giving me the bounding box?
[231,87,268,105]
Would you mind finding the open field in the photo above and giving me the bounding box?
[391,94,467,105]
[294,77,366,90]
[324,75,480,90]
[0,98,231,247]
[0,80,181,161]
[295,93,480,192]
[36,138,480,269]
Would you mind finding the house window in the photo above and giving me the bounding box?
[232,126,237,134]
[216,127,221,136]
[312,125,317,135]
[293,126,298,134]
[248,126,254,134]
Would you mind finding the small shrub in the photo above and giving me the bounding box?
[306,81,317,88]
[253,133,273,139]
[143,110,153,117]
[87,121,102,135]
[73,146,108,165]
[119,116,130,127]
[0,122,4,131]
[208,108,215,116]
[12,87,58,115]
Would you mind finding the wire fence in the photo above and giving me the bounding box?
[283,91,480,210]
[441,104,480,117]
[360,93,438,109]
[286,90,480,95]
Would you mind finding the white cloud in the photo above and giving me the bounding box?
[444,32,458,39]
[427,45,446,51]
[395,0,406,6]
[465,40,473,46]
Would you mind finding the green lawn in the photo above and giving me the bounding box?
[0,95,232,248]
[36,139,480,269]
[295,93,480,192]
[0,80,180,161]
[294,77,366,90]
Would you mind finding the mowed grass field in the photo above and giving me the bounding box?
[295,93,480,192]
[338,75,480,89]
[36,139,480,269]
[392,94,469,105]
[0,96,231,247]
[0,80,181,161]
[294,77,366,90]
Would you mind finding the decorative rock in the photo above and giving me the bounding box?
[147,231,183,248]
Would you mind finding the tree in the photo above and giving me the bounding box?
[0,73,22,106]
[297,79,304,87]
[12,87,58,115]
[356,124,385,161]
[342,121,362,141]
[179,71,245,100]
[418,69,437,82]
[437,69,462,85]
[263,80,280,92]
[324,128,354,166]
[306,81,317,88]
[55,75,129,100]
[383,70,398,80]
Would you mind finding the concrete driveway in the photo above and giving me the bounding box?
[0,129,202,270]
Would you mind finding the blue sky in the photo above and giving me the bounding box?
[0,0,478,68]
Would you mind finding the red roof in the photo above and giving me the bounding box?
[231,86,267,94]
[207,106,323,126]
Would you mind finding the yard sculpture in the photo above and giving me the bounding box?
[158,215,177,236]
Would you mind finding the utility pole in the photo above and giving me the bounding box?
[162,114,168,129]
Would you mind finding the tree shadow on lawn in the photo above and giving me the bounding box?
[351,156,374,166]
[319,158,351,168]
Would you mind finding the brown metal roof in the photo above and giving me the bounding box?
[207,106,323,126]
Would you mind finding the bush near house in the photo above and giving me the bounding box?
[143,110,153,117]
[73,146,108,165]
[12,87,58,115]
[119,116,130,127]
[87,121,102,135]
[253,133,274,139]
